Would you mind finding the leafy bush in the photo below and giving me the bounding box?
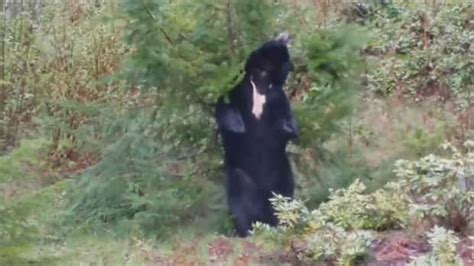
[319,179,408,230]
[367,2,473,111]
[252,177,409,265]
[252,141,473,264]
[394,140,474,232]
[2,0,129,153]
[409,226,463,266]
[252,193,374,265]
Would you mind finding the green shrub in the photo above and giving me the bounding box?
[292,24,369,147]
[409,226,463,266]
[0,205,36,264]
[367,2,473,110]
[394,140,474,232]
[66,108,215,237]
[0,1,127,150]
[252,193,374,265]
[287,24,370,206]
[0,138,67,265]
[252,177,409,264]
[319,179,408,230]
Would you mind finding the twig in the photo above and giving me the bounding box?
[140,0,173,45]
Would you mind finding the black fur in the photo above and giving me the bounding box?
[215,34,298,237]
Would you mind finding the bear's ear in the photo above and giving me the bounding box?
[275,32,290,46]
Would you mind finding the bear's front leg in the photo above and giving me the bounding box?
[280,116,298,139]
[215,101,246,133]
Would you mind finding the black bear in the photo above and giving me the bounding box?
[215,33,298,237]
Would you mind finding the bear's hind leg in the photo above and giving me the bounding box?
[226,168,261,237]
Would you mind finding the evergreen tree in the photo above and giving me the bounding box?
[68,0,368,236]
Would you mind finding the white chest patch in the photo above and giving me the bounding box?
[250,79,266,119]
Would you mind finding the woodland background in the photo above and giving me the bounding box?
[0,0,472,265]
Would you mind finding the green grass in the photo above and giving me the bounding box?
[0,139,47,183]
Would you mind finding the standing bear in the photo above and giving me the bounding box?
[215,33,298,237]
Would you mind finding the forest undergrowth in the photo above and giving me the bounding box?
[0,0,472,265]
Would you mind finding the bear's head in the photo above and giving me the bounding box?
[244,32,294,87]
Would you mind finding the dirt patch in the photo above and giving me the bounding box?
[369,232,430,265]
[208,238,234,262]
[458,237,474,266]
